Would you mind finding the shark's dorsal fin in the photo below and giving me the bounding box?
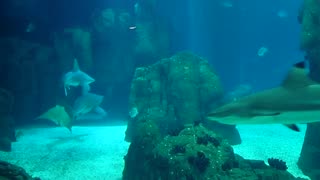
[73,58,80,72]
[281,61,315,89]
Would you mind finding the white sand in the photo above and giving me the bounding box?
[0,124,310,180]
[0,125,129,180]
[233,124,310,180]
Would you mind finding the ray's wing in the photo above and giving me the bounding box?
[73,93,104,118]
[37,105,73,132]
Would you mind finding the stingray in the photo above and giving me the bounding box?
[63,58,95,96]
[72,92,106,120]
[37,105,72,132]
[207,62,320,132]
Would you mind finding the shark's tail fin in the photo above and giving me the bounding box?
[64,85,69,96]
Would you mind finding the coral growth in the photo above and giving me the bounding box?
[123,53,303,180]
[148,125,234,179]
[196,134,220,147]
[268,158,288,171]
[123,124,304,179]
[126,52,223,141]
[188,151,210,173]
[170,145,186,155]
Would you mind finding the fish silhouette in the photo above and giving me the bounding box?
[37,105,72,132]
[207,62,320,132]
[72,92,106,120]
[63,59,95,96]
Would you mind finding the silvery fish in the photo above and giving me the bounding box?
[207,62,320,132]
[63,59,95,96]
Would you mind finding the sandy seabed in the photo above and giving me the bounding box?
[0,123,310,180]
[233,124,310,180]
[0,125,129,180]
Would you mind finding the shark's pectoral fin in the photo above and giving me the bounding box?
[283,124,300,132]
[64,85,71,96]
[64,86,68,96]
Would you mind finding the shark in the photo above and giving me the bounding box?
[63,58,95,96]
[207,62,320,132]
[72,92,107,120]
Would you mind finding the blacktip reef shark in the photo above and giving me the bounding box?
[207,61,320,132]
[63,58,95,96]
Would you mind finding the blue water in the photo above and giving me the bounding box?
[1,0,313,179]
[0,0,303,92]
[160,0,304,91]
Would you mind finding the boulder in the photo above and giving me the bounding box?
[298,123,320,179]
[0,88,15,152]
[126,52,225,141]
[123,124,305,180]
[0,161,40,180]
[297,1,320,179]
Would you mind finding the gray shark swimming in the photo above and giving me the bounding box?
[207,62,320,132]
[63,59,95,96]
[72,92,107,120]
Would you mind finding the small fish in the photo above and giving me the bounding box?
[72,93,105,120]
[63,59,95,96]
[277,10,288,18]
[257,46,268,57]
[221,0,233,8]
[129,106,139,118]
[134,2,140,15]
[25,22,35,33]
[207,62,320,132]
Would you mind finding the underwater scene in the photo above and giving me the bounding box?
[1,0,320,179]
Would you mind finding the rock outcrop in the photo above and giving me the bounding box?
[123,124,305,180]
[125,52,224,141]
[122,52,297,179]
[298,1,320,179]
[0,161,40,180]
[0,88,15,152]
